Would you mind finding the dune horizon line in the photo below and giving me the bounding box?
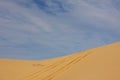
[0,41,120,80]
[1,41,120,61]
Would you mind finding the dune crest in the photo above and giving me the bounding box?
[0,42,120,80]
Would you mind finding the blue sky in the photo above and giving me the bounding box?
[0,0,120,60]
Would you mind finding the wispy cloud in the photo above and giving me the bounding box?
[0,0,120,59]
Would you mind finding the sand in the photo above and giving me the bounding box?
[0,42,120,80]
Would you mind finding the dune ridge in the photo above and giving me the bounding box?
[0,42,120,80]
[22,50,92,80]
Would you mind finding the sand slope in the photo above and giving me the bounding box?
[0,42,120,80]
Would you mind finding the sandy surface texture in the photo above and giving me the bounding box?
[0,42,120,80]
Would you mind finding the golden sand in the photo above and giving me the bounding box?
[0,42,120,80]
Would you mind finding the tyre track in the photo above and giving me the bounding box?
[22,54,76,80]
[42,52,91,80]
[22,51,92,80]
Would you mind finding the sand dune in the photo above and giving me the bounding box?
[0,42,120,80]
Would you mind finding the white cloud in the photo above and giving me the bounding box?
[0,0,120,59]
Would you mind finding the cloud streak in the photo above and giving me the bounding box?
[0,0,120,59]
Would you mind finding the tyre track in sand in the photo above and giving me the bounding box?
[22,54,75,80]
[22,51,92,80]
[42,51,91,80]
